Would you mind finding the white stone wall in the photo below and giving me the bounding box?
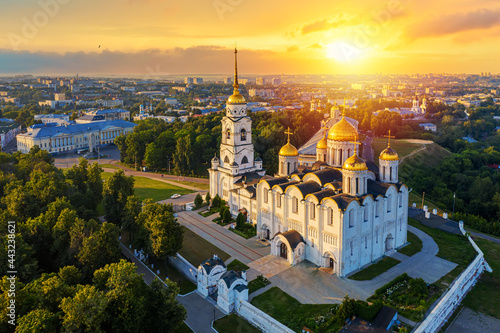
[414,223,492,333]
[237,300,294,333]
[170,253,197,283]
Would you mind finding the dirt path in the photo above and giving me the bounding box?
[399,143,429,164]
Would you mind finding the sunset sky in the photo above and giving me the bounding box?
[1,0,500,75]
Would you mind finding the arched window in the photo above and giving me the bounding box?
[264,189,268,203]
[349,210,355,228]
[292,197,298,213]
[226,129,231,140]
[329,207,334,225]
[224,156,229,164]
[241,156,248,164]
[364,204,369,221]
[241,128,247,141]
[383,166,386,180]
[339,149,343,165]
[310,202,315,219]
[387,194,392,212]
[356,178,359,194]
[389,167,393,181]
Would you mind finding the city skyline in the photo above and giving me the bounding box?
[1,0,500,74]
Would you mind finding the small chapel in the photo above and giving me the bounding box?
[209,49,409,277]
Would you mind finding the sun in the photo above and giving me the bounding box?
[326,41,363,62]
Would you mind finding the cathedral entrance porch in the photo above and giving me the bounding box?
[280,242,288,259]
[321,251,337,275]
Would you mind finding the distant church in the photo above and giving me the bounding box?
[209,50,408,277]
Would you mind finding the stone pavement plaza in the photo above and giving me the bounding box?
[176,211,458,305]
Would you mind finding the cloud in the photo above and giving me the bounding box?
[407,8,500,40]
[301,16,351,35]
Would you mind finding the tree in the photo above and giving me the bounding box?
[337,295,356,323]
[212,194,221,208]
[172,135,193,175]
[219,205,226,220]
[60,285,108,333]
[121,195,142,242]
[77,222,121,280]
[143,279,187,332]
[93,260,148,332]
[236,212,245,230]
[102,170,134,226]
[205,192,211,205]
[16,308,59,333]
[194,193,203,209]
[223,207,232,224]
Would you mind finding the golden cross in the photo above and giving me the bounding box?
[285,127,293,143]
[384,130,395,147]
[342,97,347,117]
[349,135,361,156]
[321,124,329,136]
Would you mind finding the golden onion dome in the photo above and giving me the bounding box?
[327,116,358,141]
[227,92,246,104]
[342,154,368,171]
[279,142,299,157]
[316,135,328,150]
[379,146,399,161]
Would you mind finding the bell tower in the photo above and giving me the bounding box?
[379,130,399,183]
[219,48,255,171]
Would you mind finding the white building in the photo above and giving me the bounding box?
[34,113,71,125]
[209,50,409,278]
[16,120,136,154]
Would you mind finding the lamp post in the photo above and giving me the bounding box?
[452,192,456,221]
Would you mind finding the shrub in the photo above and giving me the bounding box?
[354,300,383,322]
[205,192,211,205]
[223,207,232,224]
[212,194,221,208]
[194,193,203,209]
[236,212,245,230]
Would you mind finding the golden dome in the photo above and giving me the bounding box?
[343,154,368,171]
[228,91,246,104]
[379,146,399,161]
[279,142,299,157]
[316,135,327,150]
[327,116,358,141]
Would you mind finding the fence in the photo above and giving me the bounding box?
[413,222,492,333]
[169,253,198,283]
[236,300,295,333]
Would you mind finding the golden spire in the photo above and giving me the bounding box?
[233,46,239,93]
[384,130,395,148]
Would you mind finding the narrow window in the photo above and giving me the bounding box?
[350,241,353,256]
[356,178,359,194]
[226,129,231,140]
[241,156,248,164]
[387,195,392,212]
[241,128,246,141]
[276,193,281,208]
[365,236,368,249]
[390,167,393,181]
[264,190,268,203]
[364,205,369,222]
[293,197,298,213]
[376,230,378,243]
[349,210,354,228]
[310,203,315,219]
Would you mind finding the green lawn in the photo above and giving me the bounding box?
[178,226,231,267]
[248,275,271,294]
[251,287,339,332]
[99,163,121,169]
[348,257,401,281]
[178,181,210,191]
[398,231,423,257]
[372,138,422,166]
[408,218,476,289]
[102,172,193,201]
[408,192,449,215]
[213,314,260,333]
[462,238,500,319]
[226,259,250,272]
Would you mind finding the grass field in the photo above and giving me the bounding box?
[348,257,401,281]
[102,172,193,201]
[178,226,230,267]
[462,238,500,319]
[99,163,121,169]
[178,181,210,191]
[408,218,476,289]
[372,138,422,164]
[398,231,423,257]
[251,287,339,332]
[408,192,449,215]
[226,259,250,272]
[213,314,260,333]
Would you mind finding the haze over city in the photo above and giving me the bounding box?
[2,0,500,74]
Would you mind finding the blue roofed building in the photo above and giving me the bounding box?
[16,119,136,154]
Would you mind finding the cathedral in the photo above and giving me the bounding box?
[209,50,408,277]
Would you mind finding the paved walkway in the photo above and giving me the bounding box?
[260,225,457,304]
[176,211,269,264]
